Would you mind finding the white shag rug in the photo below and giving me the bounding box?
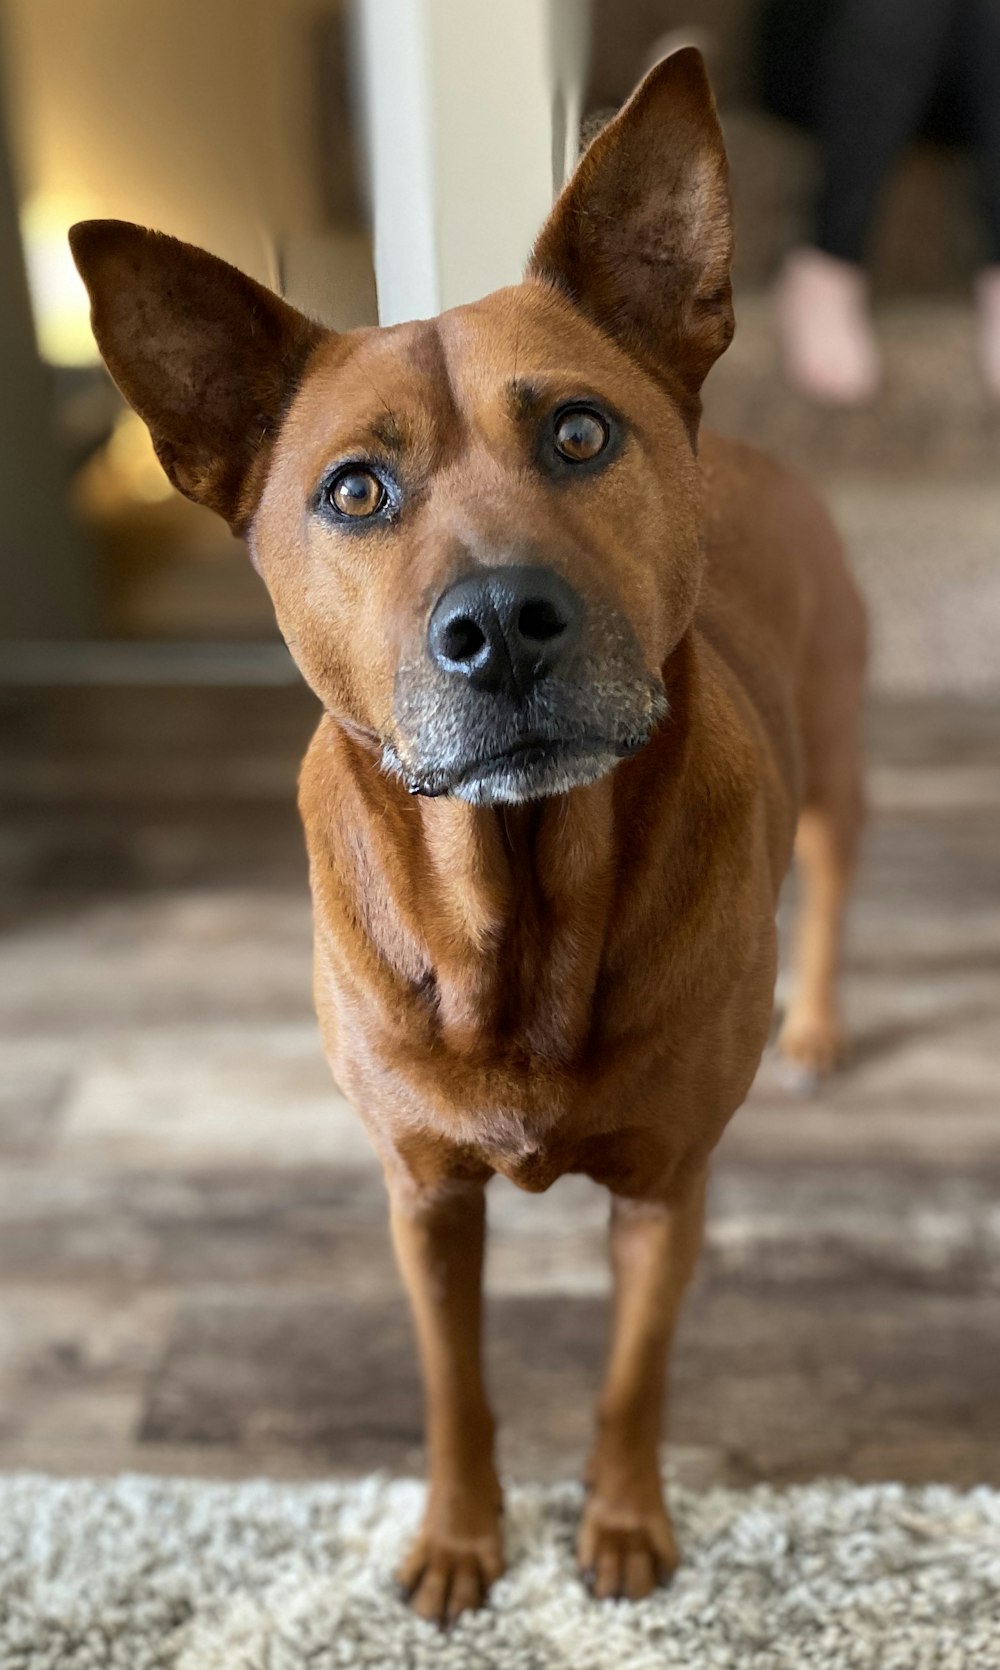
[1,1473,998,1670]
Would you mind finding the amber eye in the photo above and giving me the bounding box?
[553,406,609,463]
[328,467,386,519]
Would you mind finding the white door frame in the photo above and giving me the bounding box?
[353,0,593,326]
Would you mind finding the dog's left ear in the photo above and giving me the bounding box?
[529,47,733,426]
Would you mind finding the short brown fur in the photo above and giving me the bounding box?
[71,49,865,1624]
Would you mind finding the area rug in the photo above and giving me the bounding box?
[1,1473,998,1669]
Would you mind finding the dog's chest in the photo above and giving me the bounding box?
[465,1095,585,1192]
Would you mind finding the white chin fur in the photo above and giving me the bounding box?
[452,749,618,806]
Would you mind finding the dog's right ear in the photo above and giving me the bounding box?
[70,220,324,533]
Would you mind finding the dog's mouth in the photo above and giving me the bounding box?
[389,599,668,806]
[457,730,652,802]
[386,726,653,805]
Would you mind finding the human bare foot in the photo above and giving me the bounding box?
[775,248,881,406]
[975,267,1000,399]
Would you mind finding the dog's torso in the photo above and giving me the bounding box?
[300,429,858,1201]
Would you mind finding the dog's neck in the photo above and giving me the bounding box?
[310,634,700,1067]
[410,766,618,1061]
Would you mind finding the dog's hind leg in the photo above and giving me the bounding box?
[778,613,866,1081]
[390,1174,503,1625]
[579,1168,706,1600]
[778,799,861,1078]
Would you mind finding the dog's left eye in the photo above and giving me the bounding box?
[553,406,609,463]
[326,467,386,519]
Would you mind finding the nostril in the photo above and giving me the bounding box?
[440,616,487,663]
[517,598,566,644]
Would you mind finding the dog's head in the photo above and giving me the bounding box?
[71,48,732,805]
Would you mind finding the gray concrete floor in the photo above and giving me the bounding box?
[0,686,998,1491]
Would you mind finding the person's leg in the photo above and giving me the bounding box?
[778,0,955,403]
[964,0,1000,393]
[814,0,956,264]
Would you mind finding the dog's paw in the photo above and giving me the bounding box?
[399,1526,504,1626]
[776,1008,847,1084]
[577,1499,678,1601]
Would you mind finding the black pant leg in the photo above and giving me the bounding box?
[961,0,1000,261]
[814,0,958,262]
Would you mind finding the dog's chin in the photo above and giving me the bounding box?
[386,732,650,805]
[451,740,625,806]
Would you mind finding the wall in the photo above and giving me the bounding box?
[3,0,356,288]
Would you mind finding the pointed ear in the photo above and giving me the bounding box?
[69,220,324,532]
[529,48,734,426]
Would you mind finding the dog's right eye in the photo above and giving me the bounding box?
[326,467,386,520]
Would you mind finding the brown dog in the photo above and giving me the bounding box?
[71,49,865,1625]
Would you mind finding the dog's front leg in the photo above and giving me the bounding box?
[389,1175,503,1624]
[580,1169,707,1600]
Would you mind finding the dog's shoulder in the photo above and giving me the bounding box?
[696,427,848,671]
[699,429,838,574]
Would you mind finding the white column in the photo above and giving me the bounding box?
[354,0,593,326]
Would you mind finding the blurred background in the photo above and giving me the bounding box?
[0,1,997,1490]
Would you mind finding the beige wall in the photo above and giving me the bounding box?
[0,57,91,635]
[3,0,347,284]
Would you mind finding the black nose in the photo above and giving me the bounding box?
[427,565,583,699]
